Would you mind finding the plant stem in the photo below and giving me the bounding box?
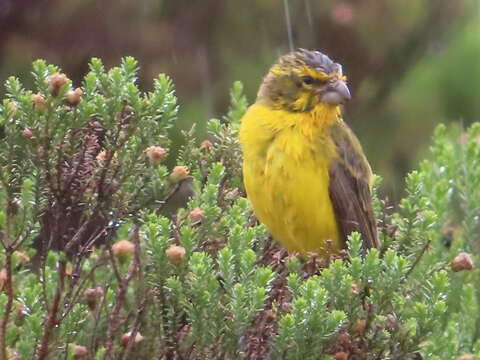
[35,261,66,360]
[104,225,140,360]
[0,251,14,360]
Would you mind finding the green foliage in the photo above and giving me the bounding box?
[1,59,480,359]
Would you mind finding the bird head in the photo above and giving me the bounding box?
[257,49,350,112]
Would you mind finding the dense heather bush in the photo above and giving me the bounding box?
[0,58,479,359]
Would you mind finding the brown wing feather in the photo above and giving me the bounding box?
[328,121,378,251]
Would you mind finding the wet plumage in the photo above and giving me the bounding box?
[239,49,378,257]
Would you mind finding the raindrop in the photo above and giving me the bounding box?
[305,0,313,28]
[283,0,294,52]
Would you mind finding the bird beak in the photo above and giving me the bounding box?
[320,79,351,105]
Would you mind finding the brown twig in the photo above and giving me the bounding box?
[64,219,94,254]
[0,251,14,360]
[88,274,115,358]
[97,109,132,203]
[60,254,109,322]
[404,238,432,280]
[104,225,141,360]
[35,260,66,360]
[121,299,148,360]
[0,196,15,360]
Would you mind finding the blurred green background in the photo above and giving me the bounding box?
[1,0,479,199]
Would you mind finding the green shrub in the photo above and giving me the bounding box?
[0,58,479,359]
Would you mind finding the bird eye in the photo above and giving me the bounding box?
[301,76,314,85]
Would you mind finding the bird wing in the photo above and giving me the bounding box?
[328,120,379,251]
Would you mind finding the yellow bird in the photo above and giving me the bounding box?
[239,49,378,257]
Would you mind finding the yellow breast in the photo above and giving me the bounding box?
[239,103,342,257]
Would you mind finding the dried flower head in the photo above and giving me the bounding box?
[456,354,473,360]
[21,128,33,139]
[333,351,349,360]
[336,332,350,345]
[170,165,189,183]
[353,319,366,334]
[13,251,30,264]
[200,140,213,150]
[31,93,45,105]
[14,303,25,317]
[451,252,474,272]
[145,146,167,164]
[187,207,204,222]
[84,287,104,310]
[96,150,107,163]
[72,344,88,358]
[351,281,360,295]
[47,72,68,95]
[31,93,46,112]
[120,331,144,347]
[14,303,26,324]
[165,245,186,264]
[66,88,83,106]
[112,240,135,257]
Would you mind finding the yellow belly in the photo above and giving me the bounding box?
[240,104,342,257]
